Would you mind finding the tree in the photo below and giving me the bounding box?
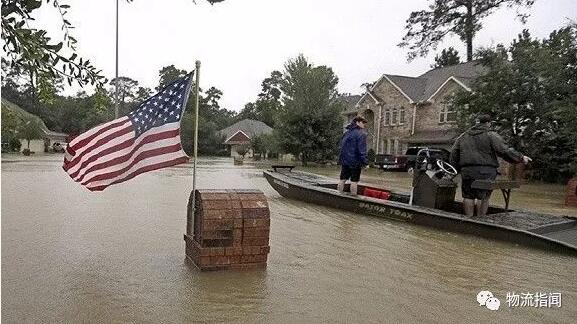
[251,134,266,159]
[431,47,461,68]
[1,106,22,143]
[451,26,577,182]
[156,65,188,91]
[276,54,344,166]
[110,76,139,114]
[135,86,153,103]
[1,0,106,88]
[237,70,283,127]
[37,72,64,105]
[398,0,535,62]
[18,119,44,150]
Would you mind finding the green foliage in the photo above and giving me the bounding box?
[431,47,461,68]
[110,76,139,115]
[9,137,21,151]
[1,105,22,139]
[276,54,344,166]
[451,26,577,182]
[251,135,266,157]
[399,0,535,61]
[180,113,228,157]
[156,65,188,91]
[37,72,64,105]
[19,118,44,149]
[237,70,282,127]
[1,0,106,87]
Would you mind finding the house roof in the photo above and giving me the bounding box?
[340,94,362,113]
[384,75,426,102]
[1,98,68,139]
[219,119,273,142]
[417,61,485,101]
[224,130,252,145]
[358,61,486,105]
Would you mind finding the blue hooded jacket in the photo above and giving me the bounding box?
[339,122,368,167]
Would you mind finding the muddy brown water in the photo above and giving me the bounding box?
[2,156,576,323]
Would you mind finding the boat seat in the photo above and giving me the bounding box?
[472,180,520,210]
[272,165,295,172]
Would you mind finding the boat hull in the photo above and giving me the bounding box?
[264,170,577,254]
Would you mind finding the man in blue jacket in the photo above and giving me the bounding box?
[338,116,369,195]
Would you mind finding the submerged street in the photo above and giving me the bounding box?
[2,156,576,323]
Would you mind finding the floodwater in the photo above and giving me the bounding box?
[2,156,576,323]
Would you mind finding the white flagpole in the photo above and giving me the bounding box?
[114,0,119,119]
[187,60,201,237]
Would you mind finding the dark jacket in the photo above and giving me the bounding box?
[339,122,368,167]
[450,124,523,169]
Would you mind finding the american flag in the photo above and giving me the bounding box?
[63,72,194,191]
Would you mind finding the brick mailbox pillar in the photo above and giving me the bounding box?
[184,189,270,271]
[565,177,577,207]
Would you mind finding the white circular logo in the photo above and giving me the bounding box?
[477,290,500,311]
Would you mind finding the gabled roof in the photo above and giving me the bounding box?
[340,94,362,115]
[219,119,273,141]
[356,61,486,105]
[418,61,485,101]
[224,130,251,145]
[1,98,68,138]
[384,75,426,102]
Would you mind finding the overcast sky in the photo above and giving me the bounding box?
[33,0,576,111]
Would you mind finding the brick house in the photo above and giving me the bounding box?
[219,119,273,158]
[343,61,486,155]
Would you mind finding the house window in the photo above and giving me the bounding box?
[383,109,390,126]
[391,108,398,125]
[439,103,457,124]
[382,139,388,154]
[394,138,400,155]
[387,139,393,154]
[399,106,406,125]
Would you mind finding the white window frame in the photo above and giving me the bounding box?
[399,106,406,125]
[439,103,456,124]
[391,108,398,125]
[383,108,390,126]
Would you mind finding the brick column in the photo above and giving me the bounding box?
[565,177,577,207]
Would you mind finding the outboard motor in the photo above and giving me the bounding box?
[410,148,458,211]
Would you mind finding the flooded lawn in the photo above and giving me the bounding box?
[2,155,576,323]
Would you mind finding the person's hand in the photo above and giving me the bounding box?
[522,155,532,164]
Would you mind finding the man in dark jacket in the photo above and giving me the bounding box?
[338,116,369,195]
[450,114,531,217]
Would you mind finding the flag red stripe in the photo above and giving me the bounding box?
[73,129,180,182]
[70,118,129,152]
[63,125,133,171]
[68,137,134,180]
[87,156,189,192]
[81,143,184,185]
